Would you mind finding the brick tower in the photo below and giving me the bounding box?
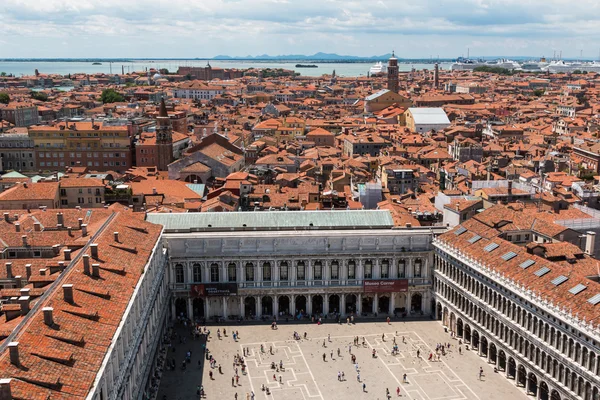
[155,98,173,171]
[387,51,399,93]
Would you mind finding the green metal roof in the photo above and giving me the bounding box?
[147,210,394,232]
[1,171,27,178]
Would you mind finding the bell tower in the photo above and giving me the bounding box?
[156,98,173,170]
[387,51,399,93]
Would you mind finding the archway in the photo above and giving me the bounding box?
[489,342,497,364]
[498,350,506,371]
[329,294,340,314]
[312,295,323,315]
[464,325,472,343]
[175,298,187,318]
[457,319,464,337]
[480,336,488,357]
[295,295,307,317]
[449,312,456,332]
[346,294,357,315]
[550,390,561,400]
[184,174,203,183]
[378,295,390,314]
[362,296,374,314]
[517,365,527,387]
[528,373,538,397]
[262,296,273,316]
[472,331,480,349]
[443,307,449,326]
[278,295,290,316]
[244,297,256,318]
[436,302,442,321]
[193,298,205,319]
[411,293,422,312]
[507,357,516,379]
[539,381,549,400]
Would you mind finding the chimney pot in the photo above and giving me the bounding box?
[18,296,30,315]
[20,288,30,297]
[25,264,31,279]
[39,268,47,276]
[57,212,64,226]
[3,212,9,222]
[53,244,60,255]
[5,263,12,279]
[34,222,41,232]
[21,235,27,247]
[14,222,20,232]
[585,231,596,255]
[81,224,88,236]
[83,254,90,275]
[64,248,71,261]
[7,342,19,366]
[14,275,22,288]
[42,307,54,327]
[114,232,119,242]
[0,378,12,400]
[67,226,72,236]
[78,218,83,228]
[63,284,74,303]
[90,243,98,259]
[92,263,100,278]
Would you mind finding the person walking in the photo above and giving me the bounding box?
[338,371,341,381]
[363,383,366,392]
[232,377,235,386]
[396,387,400,396]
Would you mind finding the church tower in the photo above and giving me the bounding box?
[156,98,174,171]
[387,51,399,93]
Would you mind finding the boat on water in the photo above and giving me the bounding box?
[542,60,600,73]
[451,58,520,71]
[92,62,102,65]
[295,64,318,68]
[369,61,387,75]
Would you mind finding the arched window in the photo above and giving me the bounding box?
[398,259,406,278]
[297,261,305,280]
[381,259,389,278]
[263,262,271,281]
[192,263,202,282]
[331,261,339,280]
[314,261,322,280]
[175,264,184,283]
[364,260,372,279]
[228,262,237,282]
[245,263,254,281]
[348,260,356,279]
[414,259,422,277]
[210,263,219,282]
[279,262,288,281]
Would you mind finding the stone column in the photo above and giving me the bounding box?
[273,296,279,318]
[255,296,261,318]
[357,293,362,315]
[374,259,380,279]
[374,293,379,314]
[323,295,329,315]
[239,297,244,318]
[204,298,209,319]
[389,293,395,315]
[187,297,193,320]
[222,297,227,318]
[307,260,312,286]
[291,294,296,315]
[307,294,313,315]
[171,299,176,321]
[341,294,346,316]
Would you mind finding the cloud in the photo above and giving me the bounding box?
[1,0,600,57]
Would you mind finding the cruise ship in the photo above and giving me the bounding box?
[450,58,520,71]
[542,60,600,73]
[369,61,387,75]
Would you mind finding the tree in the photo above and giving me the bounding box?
[533,89,544,97]
[0,72,6,77]
[101,88,125,104]
[31,91,49,101]
[159,68,169,75]
[0,93,9,104]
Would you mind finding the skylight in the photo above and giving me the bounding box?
[468,235,482,244]
[551,275,568,286]
[484,243,499,252]
[454,226,467,236]
[568,284,587,295]
[501,251,517,261]
[534,267,551,277]
[520,259,535,269]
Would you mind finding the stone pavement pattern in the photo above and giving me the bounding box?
[158,320,528,400]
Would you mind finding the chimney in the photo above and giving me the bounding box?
[43,307,54,327]
[57,212,64,226]
[507,180,513,196]
[58,261,65,270]
[585,231,596,255]
[3,213,9,222]
[63,284,74,303]
[5,263,12,279]
[21,235,27,247]
[39,268,47,276]
[152,187,157,195]
[78,218,83,228]
[92,263,100,278]
[53,244,60,255]
[7,342,19,366]
[25,264,31,279]
[34,222,41,232]
[19,288,30,297]
[67,226,72,236]
[18,296,30,315]
[405,223,412,228]
[113,232,119,242]
[64,248,71,261]
[14,276,22,288]
[81,224,88,237]
[83,254,90,275]
[0,378,12,400]
[90,243,98,259]
[14,222,20,232]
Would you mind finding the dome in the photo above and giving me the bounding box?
[153,73,162,80]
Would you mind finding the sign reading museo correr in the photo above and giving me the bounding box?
[363,279,409,293]
[191,283,238,297]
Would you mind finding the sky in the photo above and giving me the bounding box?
[2,0,600,59]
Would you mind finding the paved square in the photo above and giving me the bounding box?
[158,320,527,400]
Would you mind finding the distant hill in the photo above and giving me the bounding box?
[211,53,395,61]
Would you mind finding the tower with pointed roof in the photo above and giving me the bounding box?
[156,98,174,171]
[387,51,399,93]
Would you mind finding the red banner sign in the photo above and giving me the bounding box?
[191,283,238,297]
[363,279,408,293]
